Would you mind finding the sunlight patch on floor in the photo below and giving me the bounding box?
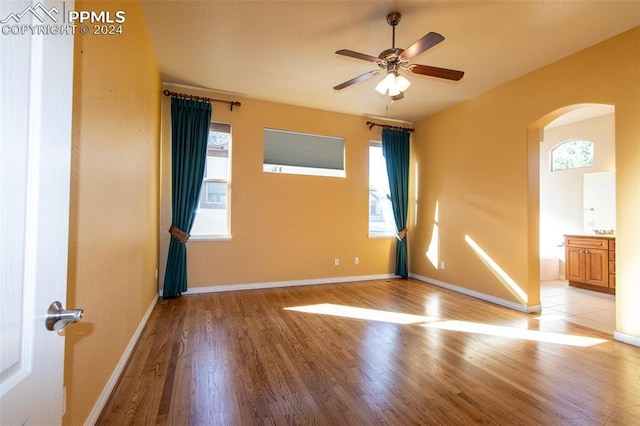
[284,303,439,324]
[285,304,608,347]
[423,320,607,347]
[533,313,569,321]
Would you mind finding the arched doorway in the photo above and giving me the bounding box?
[536,104,616,334]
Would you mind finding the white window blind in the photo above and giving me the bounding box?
[263,128,345,177]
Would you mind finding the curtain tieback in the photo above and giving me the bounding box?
[169,224,190,244]
[396,227,407,240]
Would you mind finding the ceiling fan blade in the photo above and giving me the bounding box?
[399,32,445,60]
[333,70,381,90]
[409,64,464,81]
[335,49,380,63]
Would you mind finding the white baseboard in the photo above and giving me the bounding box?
[614,331,640,347]
[84,295,158,426]
[158,274,398,297]
[410,273,541,313]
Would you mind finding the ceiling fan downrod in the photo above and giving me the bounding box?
[387,12,401,49]
[378,12,404,63]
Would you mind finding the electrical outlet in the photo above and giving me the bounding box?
[334,258,340,266]
[355,257,359,265]
[440,261,445,269]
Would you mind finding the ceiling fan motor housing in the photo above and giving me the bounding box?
[378,48,403,60]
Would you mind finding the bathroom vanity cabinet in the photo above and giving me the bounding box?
[564,235,615,294]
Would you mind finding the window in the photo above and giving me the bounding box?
[191,122,231,238]
[369,142,396,236]
[551,139,594,171]
[263,128,345,177]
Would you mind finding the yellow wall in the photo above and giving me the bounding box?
[159,90,398,289]
[65,1,161,424]
[410,28,639,337]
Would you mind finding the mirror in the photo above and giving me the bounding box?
[583,171,615,234]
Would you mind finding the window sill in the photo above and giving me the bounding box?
[368,234,396,239]
[189,236,232,242]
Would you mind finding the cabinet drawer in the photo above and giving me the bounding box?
[609,261,616,273]
[565,237,609,250]
[609,274,616,288]
[609,240,616,250]
[609,250,616,261]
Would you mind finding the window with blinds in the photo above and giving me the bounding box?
[263,128,345,177]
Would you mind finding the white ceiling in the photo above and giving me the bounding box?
[141,1,639,123]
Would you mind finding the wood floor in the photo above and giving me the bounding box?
[97,279,640,425]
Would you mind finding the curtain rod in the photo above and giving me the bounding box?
[162,89,241,111]
[366,121,414,133]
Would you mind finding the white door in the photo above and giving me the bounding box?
[0,0,75,424]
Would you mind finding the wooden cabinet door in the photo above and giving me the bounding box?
[585,249,609,287]
[566,247,586,282]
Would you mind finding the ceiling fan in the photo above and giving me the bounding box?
[333,12,464,100]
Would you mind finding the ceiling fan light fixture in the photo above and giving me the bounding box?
[375,71,410,97]
[391,92,404,102]
[395,74,411,92]
[375,72,395,94]
[388,84,401,97]
[374,80,387,94]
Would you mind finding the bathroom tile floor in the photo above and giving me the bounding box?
[540,279,616,335]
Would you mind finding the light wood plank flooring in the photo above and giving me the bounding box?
[97,279,640,425]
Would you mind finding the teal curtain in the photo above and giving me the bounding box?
[163,97,212,297]
[382,128,410,278]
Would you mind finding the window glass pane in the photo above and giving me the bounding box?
[205,152,229,179]
[191,121,231,237]
[206,125,230,179]
[201,181,226,209]
[191,200,228,236]
[263,164,345,177]
[369,143,396,236]
[551,139,594,171]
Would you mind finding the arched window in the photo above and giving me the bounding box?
[550,139,594,171]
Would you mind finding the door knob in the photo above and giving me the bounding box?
[46,301,84,332]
